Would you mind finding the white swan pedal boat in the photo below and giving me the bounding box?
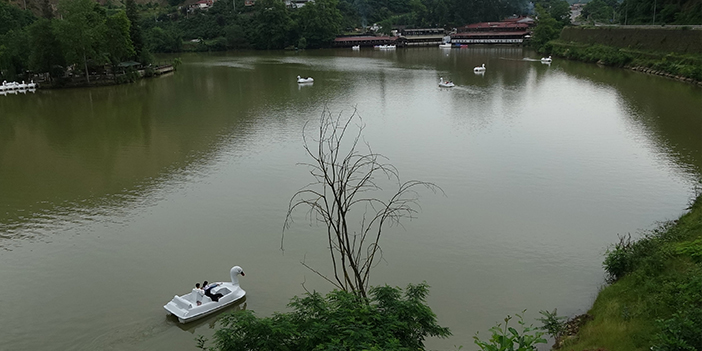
[474,63,486,72]
[297,75,314,83]
[438,77,454,88]
[164,266,246,323]
[541,56,552,63]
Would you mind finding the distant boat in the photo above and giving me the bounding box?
[439,43,452,49]
[438,77,455,88]
[374,45,396,50]
[541,56,552,63]
[352,45,360,50]
[297,75,314,83]
[474,63,486,72]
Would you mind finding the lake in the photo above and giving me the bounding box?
[0,47,701,350]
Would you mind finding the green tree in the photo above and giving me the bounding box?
[337,0,361,30]
[579,0,615,23]
[125,0,149,63]
[224,24,249,49]
[294,0,343,48]
[531,4,563,51]
[104,11,135,65]
[0,1,35,36]
[55,0,107,82]
[0,29,30,80]
[0,1,34,80]
[146,26,183,53]
[536,0,571,26]
[28,19,65,81]
[617,0,701,25]
[204,283,450,351]
[251,0,292,49]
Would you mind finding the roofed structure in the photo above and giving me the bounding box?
[452,19,531,45]
[333,36,398,48]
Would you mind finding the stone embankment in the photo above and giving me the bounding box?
[552,26,702,86]
[560,26,702,54]
[625,65,702,86]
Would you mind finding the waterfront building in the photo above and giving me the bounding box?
[333,36,399,48]
[451,19,532,45]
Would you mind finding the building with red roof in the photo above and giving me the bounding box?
[451,18,532,45]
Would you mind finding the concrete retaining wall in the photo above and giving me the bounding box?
[560,27,702,54]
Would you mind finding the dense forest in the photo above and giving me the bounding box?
[1,0,700,82]
[0,0,535,81]
[136,0,533,53]
[577,0,702,24]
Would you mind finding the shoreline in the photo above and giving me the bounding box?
[554,194,702,350]
[37,64,175,90]
[546,32,702,87]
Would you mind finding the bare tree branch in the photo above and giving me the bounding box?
[283,106,441,297]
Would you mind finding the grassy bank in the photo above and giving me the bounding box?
[546,40,702,85]
[560,194,702,351]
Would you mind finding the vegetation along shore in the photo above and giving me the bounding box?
[548,193,702,350]
[3,0,701,86]
[540,26,702,86]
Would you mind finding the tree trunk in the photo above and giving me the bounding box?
[83,51,90,83]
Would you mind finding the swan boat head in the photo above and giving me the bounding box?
[230,265,245,286]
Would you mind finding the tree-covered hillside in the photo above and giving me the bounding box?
[577,0,702,24]
[131,0,537,52]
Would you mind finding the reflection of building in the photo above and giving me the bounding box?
[451,18,533,45]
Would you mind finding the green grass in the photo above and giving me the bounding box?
[562,195,702,351]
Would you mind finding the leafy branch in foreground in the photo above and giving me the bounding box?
[537,308,567,340]
[284,107,441,298]
[200,282,450,351]
[474,310,547,351]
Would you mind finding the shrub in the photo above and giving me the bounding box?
[473,311,547,351]
[654,307,702,351]
[537,308,567,339]
[201,283,450,351]
[675,239,702,262]
[604,234,637,282]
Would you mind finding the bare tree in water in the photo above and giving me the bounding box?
[284,107,441,298]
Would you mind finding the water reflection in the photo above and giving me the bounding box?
[556,60,702,181]
[0,48,700,351]
[2,48,699,243]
